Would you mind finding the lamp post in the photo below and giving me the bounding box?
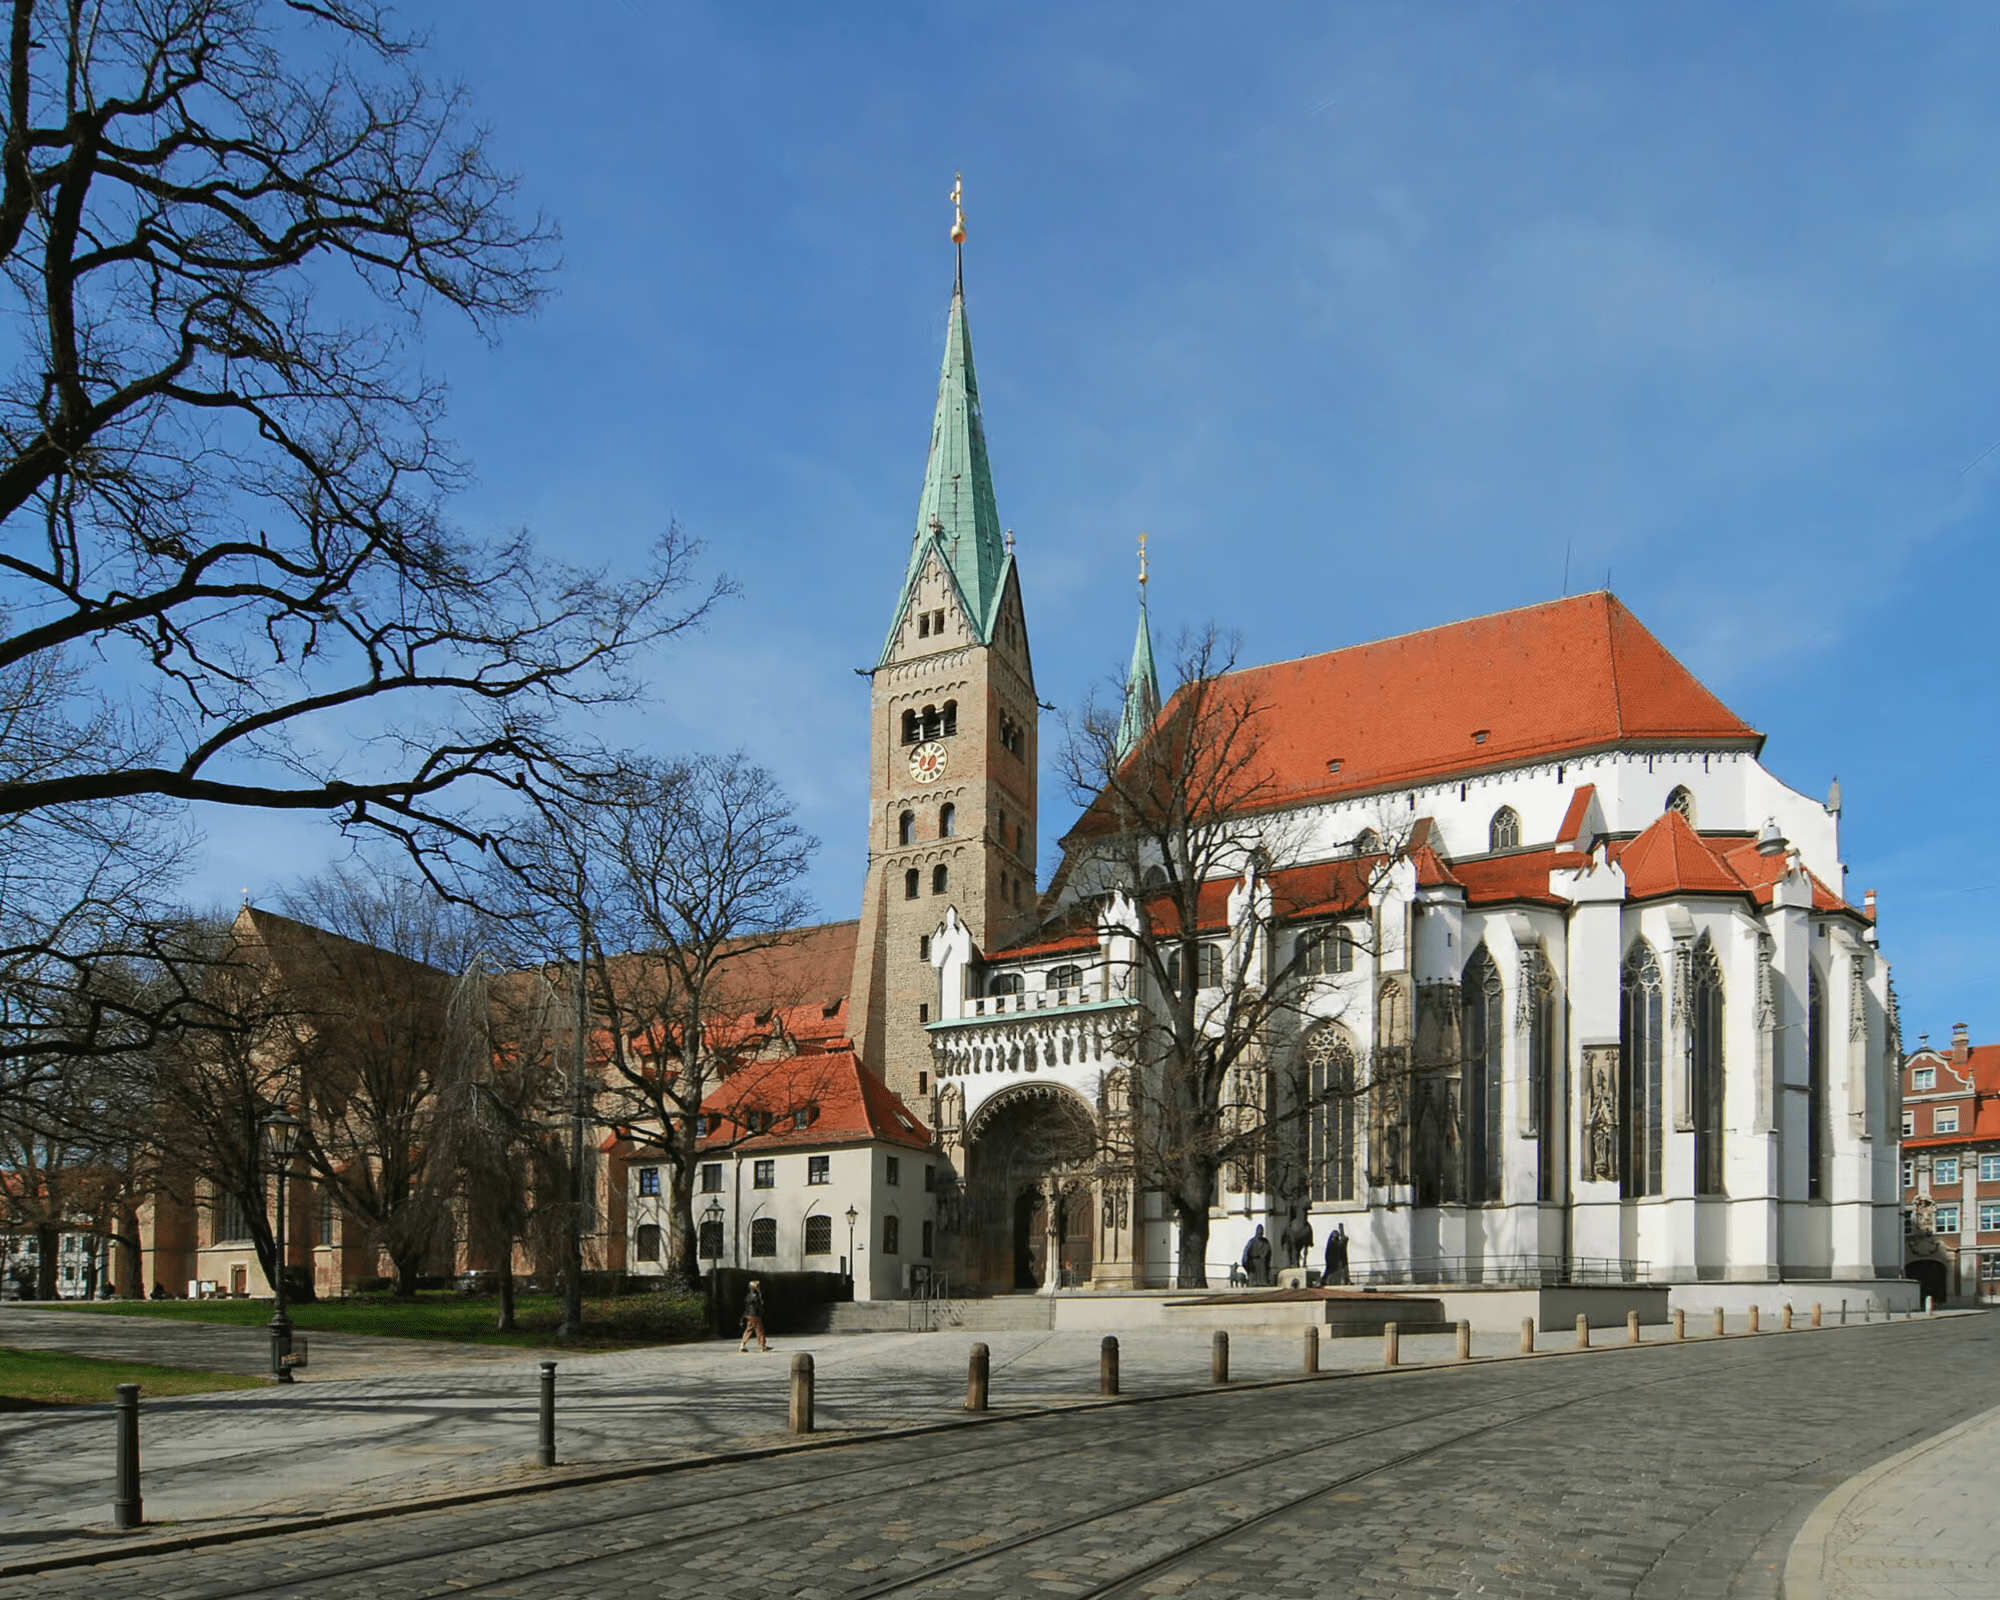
[845,1205,858,1289]
[260,1109,303,1383]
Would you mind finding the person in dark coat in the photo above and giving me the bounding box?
[1324,1223,1350,1286]
[738,1278,770,1352]
[1242,1224,1274,1287]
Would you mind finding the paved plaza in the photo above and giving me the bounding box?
[0,1305,1994,1596]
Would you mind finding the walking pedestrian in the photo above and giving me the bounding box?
[739,1277,770,1352]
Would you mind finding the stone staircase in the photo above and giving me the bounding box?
[812,1294,1058,1334]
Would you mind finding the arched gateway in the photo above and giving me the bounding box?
[958,1084,1098,1291]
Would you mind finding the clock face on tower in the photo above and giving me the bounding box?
[908,741,948,785]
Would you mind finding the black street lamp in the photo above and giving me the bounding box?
[261,1109,303,1384]
[845,1205,858,1286]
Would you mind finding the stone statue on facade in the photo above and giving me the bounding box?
[1241,1223,1274,1287]
[1582,1045,1619,1183]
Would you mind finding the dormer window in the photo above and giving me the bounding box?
[1489,807,1521,851]
[1913,1066,1936,1091]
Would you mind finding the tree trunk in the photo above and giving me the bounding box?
[391,1248,422,1298]
[34,1223,58,1299]
[496,1255,517,1331]
[669,1163,702,1291]
[1174,1197,1212,1289]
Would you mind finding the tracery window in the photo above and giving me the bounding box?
[1620,941,1666,1197]
[1460,946,1504,1204]
[1692,932,1726,1195]
[1524,948,1557,1201]
[1488,807,1521,851]
[1306,1026,1359,1203]
[1666,785,1696,825]
[898,810,914,847]
[1808,966,1829,1200]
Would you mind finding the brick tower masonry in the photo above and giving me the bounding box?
[848,263,1039,1109]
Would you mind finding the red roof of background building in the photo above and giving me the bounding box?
[693,1049,932,1153]
[1179,594,1761,811]
[1901,1041,2000,1148]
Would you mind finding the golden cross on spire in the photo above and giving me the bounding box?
[950,173,966,245]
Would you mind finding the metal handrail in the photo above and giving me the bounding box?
[1194,1253,1651,1289]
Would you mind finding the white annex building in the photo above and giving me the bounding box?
[842,224,1907,1304]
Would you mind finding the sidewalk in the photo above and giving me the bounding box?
[0,1304,1958,1571]
[1784,1396,2000,1599]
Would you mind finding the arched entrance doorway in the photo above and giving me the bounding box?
[962,1086,1098,1292]
[1907,1257,1948,1307]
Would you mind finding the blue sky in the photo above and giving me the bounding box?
[199,3,2000,1044]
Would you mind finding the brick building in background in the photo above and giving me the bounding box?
[1899,1023,2000,1305]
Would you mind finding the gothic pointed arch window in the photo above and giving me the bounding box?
[1523,947,1558,1201]
[1488,806,1521,851]
[1692,932,1726,1195]
[1808,965,1829,1201]
[1460,946,1504,1203]
[1305,1025,1359,1203]
[1620,940,1665,1197]
[1368,975,1412,1189]
[898,810,915,847]
[1666,785,1696,825]
[938,802,955,839]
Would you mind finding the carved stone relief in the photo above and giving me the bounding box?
[1581,1044,1621,1183]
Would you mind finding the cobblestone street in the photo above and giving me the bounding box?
[4,1312,1992,1599]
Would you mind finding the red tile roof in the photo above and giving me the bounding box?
[1901,1043,2000,1148]
[1557,784,1599,847]
[1182,593,1760,810]
[693,1049,932,1153]
[1618,809,1747,899]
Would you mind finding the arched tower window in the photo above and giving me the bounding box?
[941,700,957,737]
[1666,785,1696,825]
[1808,965,1829,1201]
[1620,940,1665,1197]
[1692,932,1726,1195]
[1305,1025,1359,1204]
[939,802,955,838]
[931,863,948,895]
[1460,946,1504,1204]
[1488,806,1521,851]
[898,811,914,847]
[904,868,919,900]
[921,703,942,741]
[900,709,919,746]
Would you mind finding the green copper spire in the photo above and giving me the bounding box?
[879,277,1012,664]
[1116,536,1161,760]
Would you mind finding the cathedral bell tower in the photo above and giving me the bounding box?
[849,182,1039,1107]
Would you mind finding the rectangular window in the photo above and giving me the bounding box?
[750,1217,777,1256]
[808,1155,830,1185]
[886,1156,900,1187]
[637,1167,661,1197]
[922,1220,934,1257]
[882,1215,900,1254]
[1902,1111,1915,1138]
[919,935,931,960]
[918,1071,929,1096]
[317,1190,334,1247]
[698,1219,723,1259]
[1913,1066,1937,1090]
[804,1214,832,1254]
[1982,1252,2000,1281]
[216,1191,251,1243]
[1936,1204,1960,1234]
[693,1114,709,1137]
[924,1164,936,1192]
[919,1003,929,1024]
[1936,1107,1960,1134]
[1982,1205,2000,1234]
[753,1159,775,1189]
[793,1107,812,1130]
[1936,1157,1960,1187]
[1903,1159,1915,1189]
[700,1163,723,1194]
[1984,1155,2000,1184]
[635,1223,661,1262]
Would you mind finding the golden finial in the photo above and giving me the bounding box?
[1138,532,1149,592]
[950,172,967,246]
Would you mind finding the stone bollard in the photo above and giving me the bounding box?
[1383,1321,1400,1366]
[1812,1301,1823,1329]
[113,1383,142,1531]
[1456,1320,1472,1361]
[1212,1330,1230,1384]
[1673,1308,1686,1341]
[1521,1316,1536,1354]
[965,1343,989,1411]
[537,1361,556,1468]
[1927,1297,1937,1319]
[1576,1313,1590,1350]
[1713,1306,1726,1337]
[1782,1304,1794,1332]
[1840,1299,1847,1325]
[790,1353,814,1434]
[1304,1324,1320,1374]
[1627,1309,1641,1346]
[1748,1305,1760,1334]
[1101,1335,1120,1397]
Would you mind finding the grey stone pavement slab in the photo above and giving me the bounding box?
[0,1305,1991,1597]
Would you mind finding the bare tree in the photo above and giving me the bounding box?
[1059,628,1404,1288]
[489,753,822,1296]
[0,0,725,864]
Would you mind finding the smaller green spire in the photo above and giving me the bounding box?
[1116,539,1161,760]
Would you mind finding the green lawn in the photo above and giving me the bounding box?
[17,1291,710,1349]
[0,1345,265,1407]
